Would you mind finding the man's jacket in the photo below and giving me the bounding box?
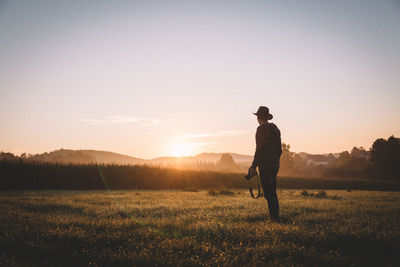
[251,122,282,170]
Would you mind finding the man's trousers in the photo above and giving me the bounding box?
[259,167,279,219]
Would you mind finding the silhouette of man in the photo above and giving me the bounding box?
[249,106,282,221]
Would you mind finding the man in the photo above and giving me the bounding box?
[248,106,282,221]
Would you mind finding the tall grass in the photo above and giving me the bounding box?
[1,161,399,190]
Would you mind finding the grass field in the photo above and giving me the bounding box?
[0,190,399,266]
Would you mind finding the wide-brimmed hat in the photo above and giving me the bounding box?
[253,106,273,120]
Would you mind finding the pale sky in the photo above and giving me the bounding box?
[1,0,400,159]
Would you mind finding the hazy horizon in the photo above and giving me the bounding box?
[1,0,399,158]
[0,143,374,161]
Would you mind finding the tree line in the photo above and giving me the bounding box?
[279,136,400,180]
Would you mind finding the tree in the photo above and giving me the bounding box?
[217,154,238,172]
[338,151,351,163]
[369,136,400,180]
[350,147,370,159]
[279,143,296,175]
[0,152,19,161]
[324,149,369,178]
[293,154,307,170]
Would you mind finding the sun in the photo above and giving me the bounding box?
[169,141,192,157]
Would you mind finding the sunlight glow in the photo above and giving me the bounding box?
[169,141,193,157]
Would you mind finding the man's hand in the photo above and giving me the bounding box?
[248,166,257,177]
[245,166,257,180]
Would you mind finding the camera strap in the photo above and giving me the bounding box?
[249,172,263,199]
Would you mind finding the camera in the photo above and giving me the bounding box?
[245,167,258,180]
[245,171,257,180]
[244,173,255,180]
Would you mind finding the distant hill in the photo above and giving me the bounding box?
[26,149,254,165]
[21,148,359,167]
[28,149,146,165]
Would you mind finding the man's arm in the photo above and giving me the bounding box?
[251,127,266,168]
[276,128,282,158]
